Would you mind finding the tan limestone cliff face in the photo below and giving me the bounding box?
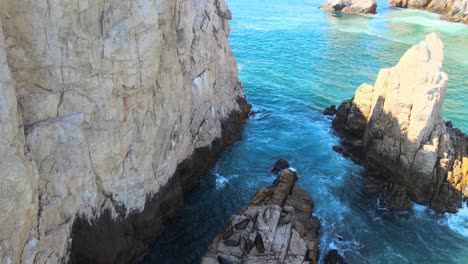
[322,0,378,14]
[336,33,468,212]
[0,0,245,262]
[390,0,468,24]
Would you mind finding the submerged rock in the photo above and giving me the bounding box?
[324,249,348,264]
[202,164,321,263]
[322,0,378,14]
[330,33,468,213]
[390,0,468,24]
[324,105,338,116]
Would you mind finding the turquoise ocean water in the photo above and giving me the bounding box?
[143,0,468,263]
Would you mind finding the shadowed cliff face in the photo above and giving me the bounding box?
[331,33,468,213]
[389,0,468,24]
[0,0,249,263]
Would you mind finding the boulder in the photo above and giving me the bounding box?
[202,164,320,264]
[322,0,378,14]
[324,105,338,116]
[331,33,468,213]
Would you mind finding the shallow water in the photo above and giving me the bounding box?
[142,0,468,263]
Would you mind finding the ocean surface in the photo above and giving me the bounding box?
[142,0,468,263]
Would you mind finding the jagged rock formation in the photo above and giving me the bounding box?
[390,0,468,24]
[322,0,378,14]
[330,33,468,213]
[0,0,250,263]
[202,164,321,263]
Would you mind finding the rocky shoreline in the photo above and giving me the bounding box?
[390,0,468,24]
[202,160,323,264]
[327,33,468,213]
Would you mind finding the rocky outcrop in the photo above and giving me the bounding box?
[202,163,321,264]
[322,0,378,14]
[390,0,468,24]
[330,33,468,213]
[0,0,250,263]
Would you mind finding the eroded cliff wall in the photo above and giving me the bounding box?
[0,0,249,263]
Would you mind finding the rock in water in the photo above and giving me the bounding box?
[202,164,321,263]
[331,33,468,213]
[322,0,378,14]
[324,250,348,264]
[324,105,338,116]
[389,0,468,24]
[271,159,291,174]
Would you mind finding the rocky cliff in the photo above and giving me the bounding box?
[322,0,378,14]
[390,0,468,24]
[0,0,250,263]
[202,162,321,264]
[330,33,468,213]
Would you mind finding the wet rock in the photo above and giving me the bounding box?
[217,255,234,264]
[330,33,468,213]
[271,159,290,174]
[322,0,378,14]
[202,164,320,263]
[324,249,348,264]
[324,105,338,116]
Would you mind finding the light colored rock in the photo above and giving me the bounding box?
[390,0,468,24]
[202,168,320,264]
[322,0,378,14]
[332,33,468,213]
[0,0,247,262]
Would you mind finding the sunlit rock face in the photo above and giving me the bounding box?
[332,33,468,213]
[322,0,378,14]
[0,0,249,263]
[390,0,468,24]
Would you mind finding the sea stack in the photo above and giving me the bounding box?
[0,0,249,263]
[390,0,468,24]
[322,0,378,14]
[202,161,321,263]
[329,33,468,213]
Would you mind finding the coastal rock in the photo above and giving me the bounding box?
[390,0,468,24]
[324,105,338,116]
[322,0,378,14]
[0,0,249,263]
[330,33,468,213]
[202,166,321,264]
[324,249,348,264]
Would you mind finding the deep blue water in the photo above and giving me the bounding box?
[143,0,468,263]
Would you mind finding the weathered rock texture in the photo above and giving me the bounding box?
[202,167,321,264]
[322,0,378,14]
[390,0,468,24]
[331,33,468,213]
[0,0,250,263]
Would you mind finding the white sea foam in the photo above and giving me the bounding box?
[447,202,468,238]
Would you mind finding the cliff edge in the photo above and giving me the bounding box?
[0,0,250,263]
[330,33,468,213]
